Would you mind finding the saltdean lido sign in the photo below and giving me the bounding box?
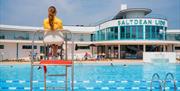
[118,19,167,27]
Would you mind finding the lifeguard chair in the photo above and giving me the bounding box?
[30,30,74,91]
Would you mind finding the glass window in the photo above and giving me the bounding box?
[151,26,156,39]
[132,26,136,39]
[120,26,125,39]
[137,26,143,39]
[145,26,151,39]
[106,27,118,40]
[90,34,94,41]
[22,45,37,49]
[175,34,180,40]
[14,31,29,40]
[76,45,90,50]
[79,34,84,41]
[175,47,180,50]
[126,26,131,39]
[114,27,118,40]
[40,46,45,53]
[110,27,114,40]
[100,29,105,40]
[0,45,4,49]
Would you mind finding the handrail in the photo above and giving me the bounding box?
[164,73,176,91]
[31,29,73,61]
[150,73,162,91]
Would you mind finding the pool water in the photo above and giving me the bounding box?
[0,63,180,91]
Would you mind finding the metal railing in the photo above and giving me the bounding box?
[150,73,162,91]
[30,29,74,91]
[164,73,177,91]
[150,73,177,91]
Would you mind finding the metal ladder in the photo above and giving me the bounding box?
[150,73,162,91]
[163,73,177,91]
[150,73,177,91]
[30,30,74,91]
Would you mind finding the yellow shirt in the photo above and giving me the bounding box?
[43,17,63,31]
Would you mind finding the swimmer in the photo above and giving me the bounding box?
[38,66,41,70]
[110,63,114,66]
[123,64,127,67]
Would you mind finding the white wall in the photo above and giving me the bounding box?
[143,52,176,63]
[0,43,16,60]
[126,11,145,18]
[18,43,41,60]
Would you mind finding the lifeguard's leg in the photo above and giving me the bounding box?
[51,44,58,56]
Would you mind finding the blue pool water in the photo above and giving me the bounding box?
[0,63,180,91]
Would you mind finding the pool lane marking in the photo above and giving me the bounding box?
[0,86,179,90]
[95,80,102,83]
[6,80,13,83]
[108,80,115,83]
[83,80,90,83]
[24,87,30,90]
[101,87,109,90]
[85,87,94,90]
[8,87,16,90]
[2,80,180,83]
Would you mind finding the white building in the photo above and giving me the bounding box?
[0,6,180,61]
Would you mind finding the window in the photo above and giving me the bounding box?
[175,47,180,50]
[76,46,90,50]
[114,27,118,39]
[120,26,125,39]
[22,45,37,49]
[126,26,131,39]
[131,26,136,39]
[0,35,5,39]
[91,34,94,41]
[40,46,45,53]
[137,26,143,39]
[175,34,180,40]
[151,26,156,39]
[0,45,4,49]
[145,26,151,39]
[79,34,84,41]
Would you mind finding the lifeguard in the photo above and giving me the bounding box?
[43,6,64,57]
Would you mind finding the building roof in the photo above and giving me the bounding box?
[166,29,180,34]
[0,24,96,33]
[113,8,152,20]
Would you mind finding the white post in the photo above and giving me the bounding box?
[172,45,174,52]
[111,46,114,58]
[143,44,146,52]
[143,25,146,40]
[118,26,120,40]
[163,45,166,52]
[105,28,107,40]
[118,45,121,59]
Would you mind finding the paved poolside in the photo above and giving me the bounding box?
[1,59,179,65]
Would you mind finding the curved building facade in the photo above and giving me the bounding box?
[92,8,179,59]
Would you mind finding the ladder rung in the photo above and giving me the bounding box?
[47,87,65,90]
[48,74,66,76]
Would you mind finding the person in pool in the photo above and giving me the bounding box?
[43,6,63,57]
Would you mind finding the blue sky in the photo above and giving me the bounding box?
[0,0,180,29]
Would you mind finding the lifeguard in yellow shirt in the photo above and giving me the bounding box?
[43,6,64,57]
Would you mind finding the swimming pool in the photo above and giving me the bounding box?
[0,63,180,91]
